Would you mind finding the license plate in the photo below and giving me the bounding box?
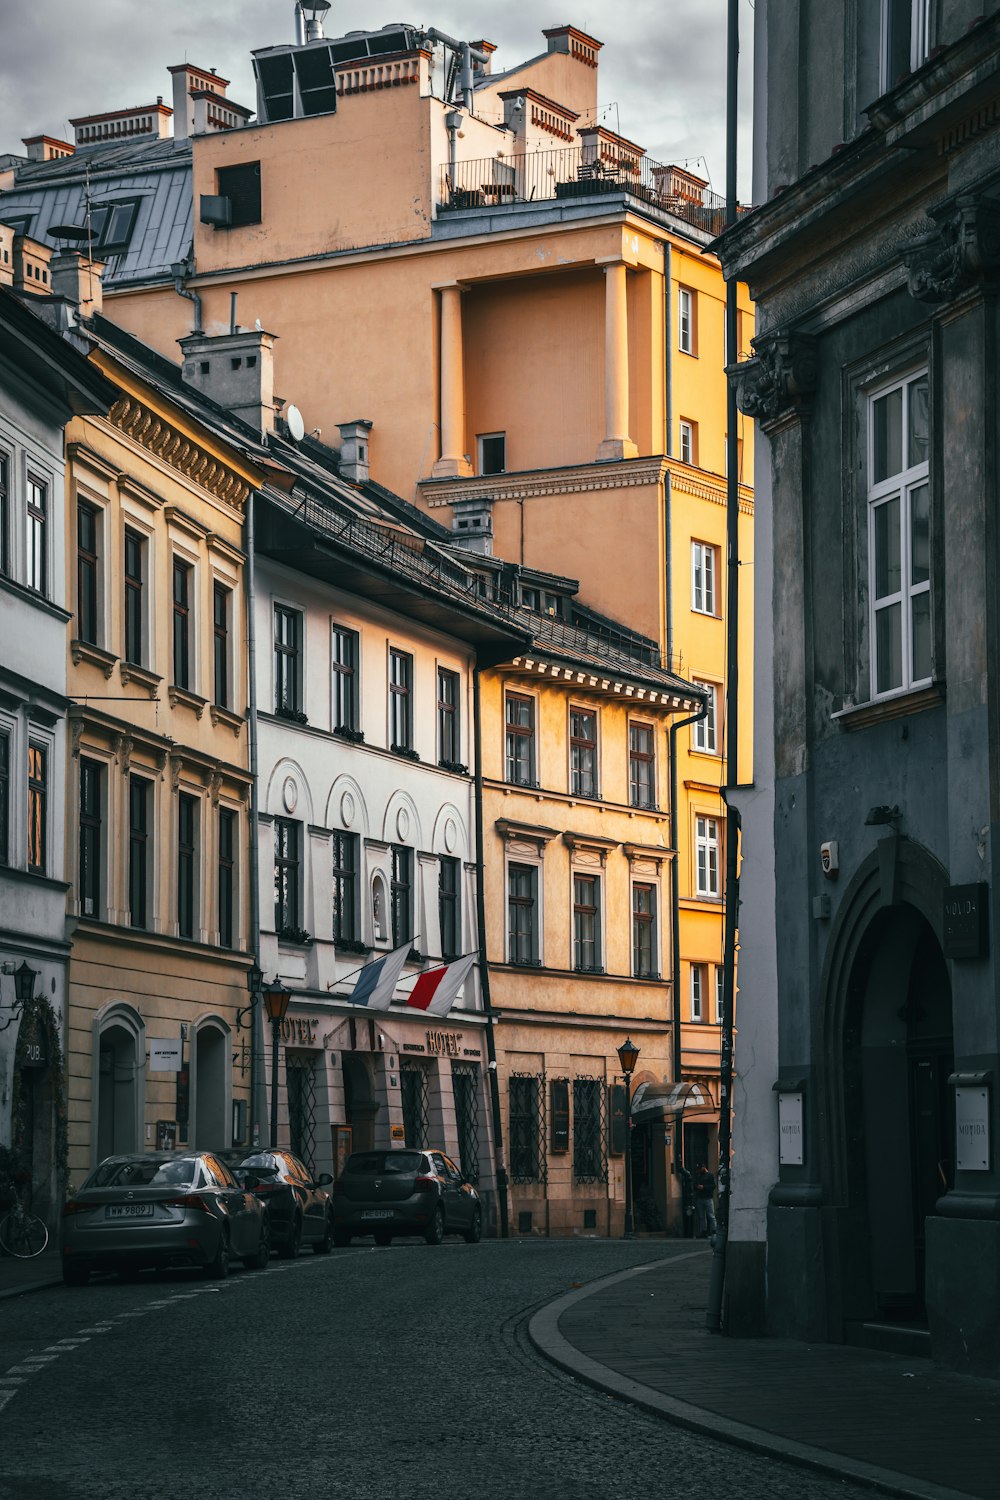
[361,1209,393,1220]
[106,1204,155,1220]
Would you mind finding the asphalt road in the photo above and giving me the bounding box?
[0,1237,880,1500]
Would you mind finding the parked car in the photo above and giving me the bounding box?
[332,1148,482,1247]
[61,1152,270,1286]
[228,1150,333,1257]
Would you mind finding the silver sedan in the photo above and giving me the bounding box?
[61,1152,270,1285]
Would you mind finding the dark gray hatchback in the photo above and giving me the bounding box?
[331,1149,482,1247]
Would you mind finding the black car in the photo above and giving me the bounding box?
[332,1149,482,1247]
[230,1150,333,1257]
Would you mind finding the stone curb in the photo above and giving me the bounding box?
[527,1254,974,1500]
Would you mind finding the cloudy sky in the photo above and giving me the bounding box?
[0,1,755,198]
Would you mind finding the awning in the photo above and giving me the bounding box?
[631,1080,712,1124]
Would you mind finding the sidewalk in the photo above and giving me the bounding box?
[530,1245,1000,1500]
[0,1245,61,1299]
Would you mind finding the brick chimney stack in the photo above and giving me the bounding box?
[50,250,106,319]
[179,328,278,435]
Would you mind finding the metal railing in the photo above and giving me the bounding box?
[440,146,738,237]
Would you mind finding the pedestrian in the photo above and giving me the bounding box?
[692,1162,717,1239]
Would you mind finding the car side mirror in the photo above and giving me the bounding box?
[314,1173,333,1188]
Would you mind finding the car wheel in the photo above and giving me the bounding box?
[203,1230,230,1280]
[281,1215,302,1260]
[62,1261,89,1287]
[424,1205,445,1246]
[313,1216,333,1255]
[244,1216,271,1271]
[463,1208,482,1245]
[332,1227,351,1248]
[373,1230,393,1247]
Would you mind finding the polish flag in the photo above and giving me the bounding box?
[406,954,477,1018]
[349,941,414,1011]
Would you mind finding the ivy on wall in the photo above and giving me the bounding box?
[4,995,68,1200]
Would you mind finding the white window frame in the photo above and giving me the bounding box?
[679,419,695,467]
[880,0,930,93]
[867,368,931,700]
[505,854,543,967]
[692,680,719,754]
[477,431,506,476]
[714,965,724,1024]
[691,540,718,616]
[695,814,721,898]
[678,286,694,355]
[690,963,705,1022]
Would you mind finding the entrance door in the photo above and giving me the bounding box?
[194,1025,228,1148]
[342,1053,377,1153]
[97,1025,139,1159]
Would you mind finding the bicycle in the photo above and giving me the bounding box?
[0,1182,49,1259]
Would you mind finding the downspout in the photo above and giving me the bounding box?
[707,0,742,1336]
[669,701,708,1174]
[663,240,673,458]
[173,267,202,334]
[244,489,267,1147]
[473,665,509,1238]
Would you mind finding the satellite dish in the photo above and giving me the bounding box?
[49,224,89,242]
[285,404,305,443]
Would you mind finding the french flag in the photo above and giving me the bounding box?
[405,954,477,1018]
[349,941,413,1011]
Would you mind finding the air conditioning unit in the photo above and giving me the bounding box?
[199,194,232,228]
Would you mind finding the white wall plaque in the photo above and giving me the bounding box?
[149,1037,182,1072]
[956,1087,990,1171]
[778,1091,805,1165]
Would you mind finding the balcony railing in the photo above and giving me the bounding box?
[440,146,738,237]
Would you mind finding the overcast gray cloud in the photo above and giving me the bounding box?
[0,0,754,199]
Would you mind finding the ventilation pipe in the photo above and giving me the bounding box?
[423,28,490,113]
[295,1,330,43]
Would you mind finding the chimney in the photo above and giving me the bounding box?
[12,234,52,297]
[179,327,278,435]
[21,134,75,163]
[70,101,173,148]
[49,250,105,318]
[471,39,497,77]
[337,420,372,485]
[167,63,245,139]
[449,496,494,556]
[541,25,603,67]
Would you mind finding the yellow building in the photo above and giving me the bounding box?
[61,271,264,1182]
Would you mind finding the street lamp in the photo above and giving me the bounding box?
[0,961,37,1032]
[617,1037,640,1239]
[262,980,291,1148]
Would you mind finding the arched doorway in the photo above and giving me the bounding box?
[95,1012,143,1162]
[846,904,954,1323]
[342,1052,378,1153]
[194,1022,229,1148]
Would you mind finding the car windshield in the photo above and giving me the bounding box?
[85,1158,198,1189]
[239,1153,280,1177]
[345,1151,424,1176]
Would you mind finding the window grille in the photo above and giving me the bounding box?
[400,1061,429,1149]
[286,1054,317,1173]
[572,1076,608,1184]
[452,1063,481,1183]
[509,1072,547,1184]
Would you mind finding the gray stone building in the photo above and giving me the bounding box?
[718,3,1000,1373]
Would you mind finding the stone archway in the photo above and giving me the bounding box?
[193,1020,230,1149]
[93,1004,145,1164]
[342,1052,378,1153]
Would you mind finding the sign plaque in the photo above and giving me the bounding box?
[955,1087,990,1171]
[778,1091,805,1165]
[149,1038,182,1072]
[943,883,989,959]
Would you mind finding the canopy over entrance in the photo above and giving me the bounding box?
[630,1080,711,1124]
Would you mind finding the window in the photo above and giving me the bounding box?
[26,741,46,874]
[505,692,535,786]
[692,541,718,616]
[391,845,413,947]
[437,667,460,766]
[218,807,236,949]
[629,722,656,808]
[691,963,706,1021]
[868,370,930,697]
[274,605,303,716]
[520,586,562,616]
[79,759,103,917]
[389,650,413,751]
[0,451,8,575]
[508,863,539,965]
[88,199,140,253]
[632,882,656,978]
[124,528,145,666]
[332,831,358,945]
[0,730,8,866]
[128,776,151,928]
[678,286,696,355]
[881,0,929,91]
[679,419,698,467]
[172,559,192,690]
[478,432,506,475]
[331,626,359,733]
[77,501,100,645]
[715,965,725,1025]
[439,855,460,959]
[177,793,197,940]
[217,161,262,228]
[573,874,602,972]
[573,1077,605,1183]
[27,476,46,594]
[692,682,718,754]
[695,815,721,898]
[274,818,301,934]
[213,583,231,708]
[569,708,597,798]
[509,1074,544,1183]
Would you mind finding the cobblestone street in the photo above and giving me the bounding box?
[0,1239,886,1500]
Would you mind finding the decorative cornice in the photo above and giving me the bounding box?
[420,455,669,508]
[108,395,251,509]
[730,333,817,428]
[903,194,1000,305]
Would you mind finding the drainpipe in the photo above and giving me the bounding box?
[172,264,202,333]
[445,110,462,189]
[473,665,509,1238]
[244,490,267,1147]
[669,701,709,1176]
[663,240,673,458]
[707,0,742,1337]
